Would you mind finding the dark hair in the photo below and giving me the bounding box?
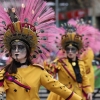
[4,44,32,74]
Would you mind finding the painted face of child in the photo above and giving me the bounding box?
[66,46,78,59]
[11,40,27,61]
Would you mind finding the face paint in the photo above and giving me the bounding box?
[11,45,26,52]
[66,46,78,59]
[11,40,27,61]
[66,46,77,53]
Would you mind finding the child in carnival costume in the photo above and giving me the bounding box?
[0,0,83,100]
[44,24,93,100]
[68,19,100,92]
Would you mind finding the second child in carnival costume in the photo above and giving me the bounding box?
[68,19,100,92]
[45,24,93,100]
[0,0,83,100]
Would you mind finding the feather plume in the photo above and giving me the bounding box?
[0,0,61,64]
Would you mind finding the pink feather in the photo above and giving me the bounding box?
[68,19,100,53]
[0,0,63,64]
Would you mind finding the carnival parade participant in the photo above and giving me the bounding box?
[68,19,100,92]
[45,25,93,100]
[80,47,94,92]
[0,0,83,100]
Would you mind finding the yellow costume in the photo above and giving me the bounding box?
[80,47,95,92]
[0,65,83,100]
[46,58,92,100]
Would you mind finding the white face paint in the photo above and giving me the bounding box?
[66,46,78,59]
[11,40,27,61]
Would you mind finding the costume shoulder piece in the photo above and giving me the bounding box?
[33,64,44,70]
[57,57,67,62]
[51,57,67,70]
[0,69,5,80]
[78,59,85,67]
[78,58,84,61]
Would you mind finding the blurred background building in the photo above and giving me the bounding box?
[46,0,100,29]
[90,0,100,29]
[1,0,100,28]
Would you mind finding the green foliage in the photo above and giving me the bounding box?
[93,65,100,88]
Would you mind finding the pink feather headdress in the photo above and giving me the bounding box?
[0,0,60,63]
[53,23,85,56]
[68,19,100,53]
